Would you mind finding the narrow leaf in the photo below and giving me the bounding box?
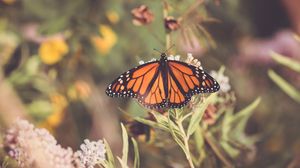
[167,114,187,155]
[220,141,240,158]
[229,97,261,131]
[151,111,182,135]
[193,126,204,154]
[134,117,169,131]
[132,138,140,168]
[268,70,300,103]
[117,157,129,168]
[270,51,300,73]
[187,93,217,137]
[120,123,129,165]
[103,139,115,168]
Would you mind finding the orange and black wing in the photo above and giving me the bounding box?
[167,60,220,108]
[106,61,167,109]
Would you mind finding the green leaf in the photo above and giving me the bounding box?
[27,100,53,120]
[151,111,182,135]
[193,126,206,166]
[134,117,169,132]
[117,157,129,168]
[25,55,40,76]
[120,123,129,166]
[132,138,140,168]
[103,139,115,168]
[167,113,187,155]
[221,109,234,141]
[270,51,300,73]
[229,97,261,132]
[268,70,300,103]
[220,141,240,158]
[193,127,204,154]
[187,93,217,137]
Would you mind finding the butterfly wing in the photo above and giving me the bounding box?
[167,60,220,108]
[106,61,167,109]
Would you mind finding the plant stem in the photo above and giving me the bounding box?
[163,1,171,49]
[178,121,195,168]
[202,130,234,168]
[180,0,205,20]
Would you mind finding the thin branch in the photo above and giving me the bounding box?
[202,130,234,168]
[180,0,205,20]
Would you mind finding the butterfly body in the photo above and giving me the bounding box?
[106,53,220,109]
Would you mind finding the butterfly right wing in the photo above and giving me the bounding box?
[166,60,220,108]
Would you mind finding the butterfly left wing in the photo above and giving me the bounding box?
[106,61,167,109]
[167,60,220,108]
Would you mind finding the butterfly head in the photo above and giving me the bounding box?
[161,53,167,59]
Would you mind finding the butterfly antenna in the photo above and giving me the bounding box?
[153,48,162,54]
[164,44,175,53]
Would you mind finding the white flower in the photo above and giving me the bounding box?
[138,60,144,65]
[210,70,231,92]
[185,53,202,68]
[167,55,175,60]
[174,55,180,60]
[76,139,106,168]
[186,53,194,63]
[4,119,77,168]
[150,58,156,62]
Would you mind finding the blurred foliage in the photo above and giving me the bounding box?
[101,124,140,168]
[268,50,300,103]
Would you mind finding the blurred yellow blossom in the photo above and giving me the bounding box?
[91,25,117,55]
[68,80,91,100]
[106,11,120,24]
[2,0,16,5]
[40,93,68,132]
[39,38,69,65]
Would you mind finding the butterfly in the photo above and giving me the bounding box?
[105,53,220,109]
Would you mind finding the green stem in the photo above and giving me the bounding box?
[163,1,171,49]
[178,121,195,168]
[180,0,204,20]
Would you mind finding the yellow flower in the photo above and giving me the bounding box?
[106,10,120,24]
[39,38,69,65]
[91,25,117,55]
[40,93,68,132]
[2,0,16,5]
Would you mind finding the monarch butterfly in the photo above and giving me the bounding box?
[105,53,220,109]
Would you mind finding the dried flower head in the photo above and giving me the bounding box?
[210,70,231,92]
[75,139,106,168]
[4,119,78,168]
[164,16,180,31]
[203,104,218,125]
[131,5,154,26]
